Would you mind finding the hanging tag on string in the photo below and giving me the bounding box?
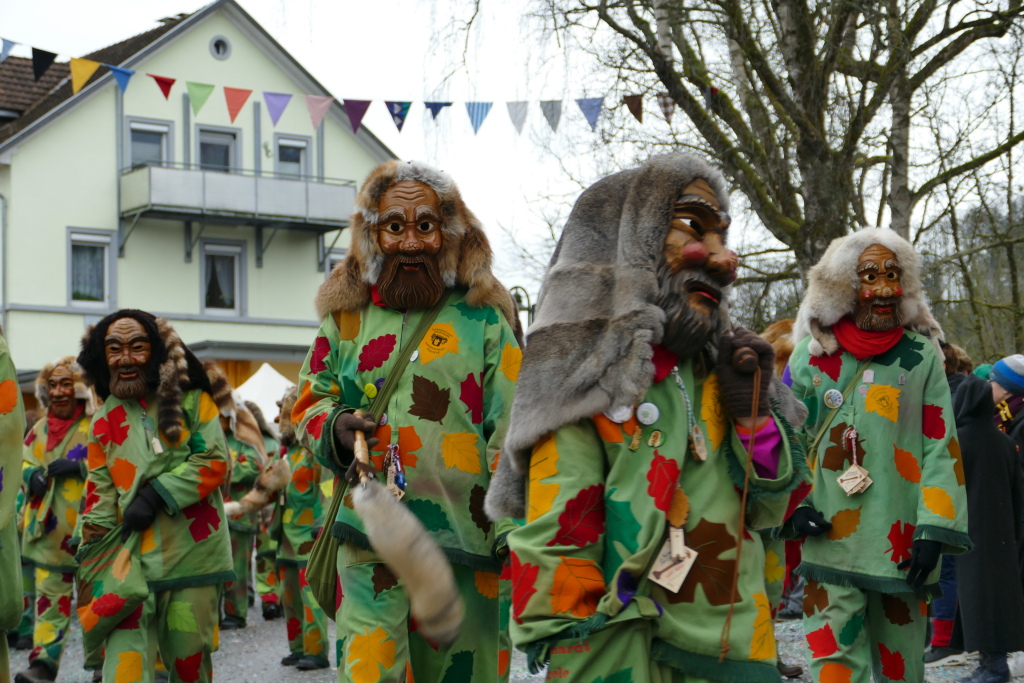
[151,436,163,454]
[648,536,697,593]
[690,426,707,461]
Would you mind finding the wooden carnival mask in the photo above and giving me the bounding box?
[47,365,78,420]
[853,244,903,331]
[104,317,152,400]
[375,180,446,309]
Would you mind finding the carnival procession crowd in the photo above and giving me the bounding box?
[0,154,1021,683]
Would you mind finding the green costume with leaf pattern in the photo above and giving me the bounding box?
[0,334,27,681]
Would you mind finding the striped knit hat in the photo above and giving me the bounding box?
[992,354,1024,395]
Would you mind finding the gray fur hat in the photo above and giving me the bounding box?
[793,228,943,357]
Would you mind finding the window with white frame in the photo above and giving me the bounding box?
[129,121,170,169]
[202,242,242,314]
[199,129,237,173]
[276,136,309,178]
[69,232,110,305]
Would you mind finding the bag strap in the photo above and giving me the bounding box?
[807,358,872,458]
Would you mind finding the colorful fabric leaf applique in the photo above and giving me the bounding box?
[405,499,452,532]
[527,435,560,522]
[440,431,481,474]
[875,336,925,372]
[838,613,864,646]
[886,520,915,565]
[700,374,727,449]
[408,375,450,423]
[459,372,483,424]
[893,445,921,483]
[469,484,492,535]
[819,662,853,683]
[672,519,738,606]
[922,404,947,439]
[335,310,361,342]
[806,623,839,658]
[196,460,228,498]
[510,550,539,624]
[174,652,203,682]
[821,422,865,472]
[948,437,965,485]
[372,564,397,599]
[306,413,328,440]
[827,507,861,540]
[865,385,900,422]
[370,425,422,469]
[500,343,523,383]
[749,592,775,660]
[94,405,130,446]
[439,650,474,683]
[881,593,913,626]
[474,570,499,598]
[878,643,906,681]
[922,486,956,519]
[115,651,143,683]
[454,300,498,323]
[357,334,397,372]
[764,549,785,584]
[0,378,18,414]
[348,625,396,683]
[547,484,605,547]
[108,458,138,492]
[183,498,221,542]
[646,453,680,512]
[809,353,843,382]
[550,556,605,617]
[167,601,198,632]
[604,490,641,556]
[419,322,459,365]
[309,336,332,373]
[590,669,634,683]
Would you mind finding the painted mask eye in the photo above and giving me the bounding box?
[864,273,877,283]
[387,222,403,233]
[887,271,897,280]
[418,221,433,232]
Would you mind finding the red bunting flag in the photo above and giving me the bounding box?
[147,74,176,100]
[223,87,252,123]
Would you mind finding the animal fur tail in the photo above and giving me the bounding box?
[352,481,464,646]
[224,458,291,518]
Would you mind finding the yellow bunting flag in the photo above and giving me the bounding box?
[70,58,102,94]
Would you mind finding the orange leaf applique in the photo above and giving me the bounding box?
[140,526,157,554]
[819,662,853,683]
[292,382,314,425]
[474,570,500,599]
[700,373,727,450]
[196,460,228,498]
[948,437,965,486]
[865,385,901,423]
[77,604,99,632]
[370,425,422,469]
[893,445,921,483]
[441,431,481,474]
[527,434,560,522]
[550,556,605,617]
[922,487,956,519]
[347,625,395,683]
[828,507,862,541]
[111,546,133,582]
[0,379,18,414]
[108,458,138,492]
[87,442,106,471]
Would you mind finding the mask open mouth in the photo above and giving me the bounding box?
[688,281,722,306]
[398,255,426,273]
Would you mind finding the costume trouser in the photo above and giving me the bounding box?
[336,544,507,683]
[762,536,786,616]
[280,564,328,664]
[103,584,219,683]
[28,567,77,674]
[255,529,280,606]
[1,523,23,683]
[930,555,957,648]
[803,579,927,683]
[18,559,34,638]
[223,529,253,623]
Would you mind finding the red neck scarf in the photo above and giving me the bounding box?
[651,344,679,383]
[46,402,84,451]
[832,316,904,360]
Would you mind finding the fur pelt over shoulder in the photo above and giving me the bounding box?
[793,228,943,357]
[35,355,99,416]
[485,154,733,521]
[314,160,518,329]
[203,361,267,466]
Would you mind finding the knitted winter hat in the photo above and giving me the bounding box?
[35,355,99,416]
[974,363,994,380]
[992,355,1024,394]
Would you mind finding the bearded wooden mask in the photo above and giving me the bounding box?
[854,244,904,331]
[375,180,446,309]
[104,317,153,400]
[47,365,78,420]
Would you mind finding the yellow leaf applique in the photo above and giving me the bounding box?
[62,477,84,503]
[474,570,500,599]
[893,445,921,483]
[763,549,784,585]
[335,309,361,342]
[304,626,325,656]
[865,385,901,422]
[348,625,396,683]
[114,651,143,683]
[500,343,523,383]
[527,434,560,522]
[283,508,295,524]
[700,373,727,450]
[550,556,605,617]
[141,526,157,554]
[198,392,220,423]
[922,486,956,519]
[441,431,482,474]
[419,322,460,365]
[65,506,77,529]
[34,620,57,644]
[78,420,89,434]
[33,440,44,460]
[948,437,966,485]
[749,591,776,660]
[827,507,862,541]
[35,567,50,583]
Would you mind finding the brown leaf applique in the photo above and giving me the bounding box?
[469,484,492,535]
[821,423,866,472]
[408,375,451,423]
[803,579,830,617]
[372,564,398,600]
[668,518,738,606]
[881,593,912,626]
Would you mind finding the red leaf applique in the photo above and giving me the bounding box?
[510,550,539,624]
[646,452,680,512]
[878,643,906,681]
[546,484,605,547]
[183,498,221,542]
[885,520,915,565]
[90,593,127,617]
[82,479,99,515]
[36,595,51,615]
[922,404,946,440]
[94,405,130,446]
[309,336,332,374]
[460,372,483,424]
[357,334,397,372]
[809,353,843,382]
[806,623,839,658]
[116,602,143,630]
[57,595,71,618]
[287,617,301,641]
[175,652,203,683]
[24,431,35,446]
[306,413,328,440]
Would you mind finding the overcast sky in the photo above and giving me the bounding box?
[4,0,605,296]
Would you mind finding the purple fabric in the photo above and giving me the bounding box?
[781,364,793,387]
[66,443,87,462]
[739,419,781,478]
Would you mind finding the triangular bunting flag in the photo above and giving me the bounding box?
[424,102,452,120]
[623,95,643,124]
[107,66,134,93]
[186,82,215,115]
[263,91,292,126]
[224,87,252,123]
[32,48,57,82]
[0,39,15,64]
[465,102,492,134]
[540,100,561,132]
[70,58,102,94]
[385,101,412,131]
[576,97,603,131]
[307,95,334,131]
[658,93,675,124]
[341,99,370,134]
[147,74,176,100]
[507,101,528,134]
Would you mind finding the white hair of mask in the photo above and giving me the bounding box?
[794,227,943,356]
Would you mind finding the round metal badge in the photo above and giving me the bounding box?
[636,403,660,425]
[823,388,844,410]
[604,405,634,423]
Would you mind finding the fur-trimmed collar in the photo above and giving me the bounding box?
[35,355,99,416]
[314,160,518,328]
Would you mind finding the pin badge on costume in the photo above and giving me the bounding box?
[604,405,634,424]
[863,369,875,383]
[648,430,663,448]
[813,375,822,386]
[410,350,420,362]
[379,413,388,426]
[858,385,868,397]
[629,427,643,452]
[364,383,378,399]
[649,536,698,593]
[636,403,660,425]
[898,374,906,385]
[823,389,844,409]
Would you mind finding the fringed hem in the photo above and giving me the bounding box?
[148,570,236,592]
[795,563,940,598]
[331,522,501,572]
[523,612,611,673]
[723,402,809,502]
[915,524,973,554]
[651,639,781,683]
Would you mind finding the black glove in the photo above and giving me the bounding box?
[897,539,943,589]
[28,469,48,498]
[790,506,832,537]
[121,484,164,540]
[47,459,83,478]
[715,328,774,419]
[332,412,379,467]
